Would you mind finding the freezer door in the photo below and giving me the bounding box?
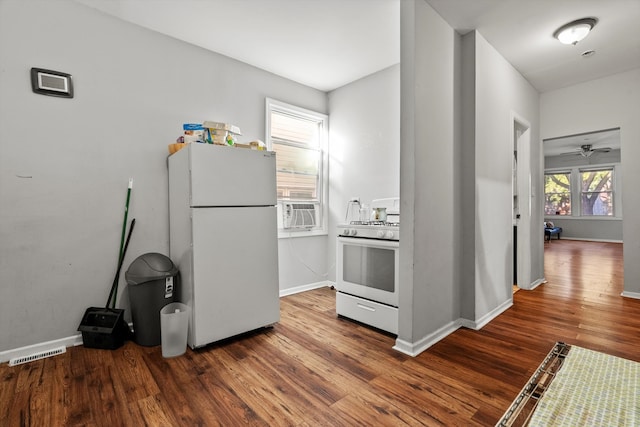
[189,206,280,347]
[188,143,277,207]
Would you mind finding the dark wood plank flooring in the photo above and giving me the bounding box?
[2,240,637,426]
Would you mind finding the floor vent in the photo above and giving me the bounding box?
[9,346,66,367]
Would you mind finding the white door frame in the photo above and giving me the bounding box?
[511,112,532,291]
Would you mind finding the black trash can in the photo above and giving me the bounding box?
[125,253,179,346]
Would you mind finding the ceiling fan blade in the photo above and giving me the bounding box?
[554,146,612,157]
[558,149,582,156]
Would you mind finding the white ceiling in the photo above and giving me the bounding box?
[426,0,640,93]
[74,0,400,92]
[75,0,640,93]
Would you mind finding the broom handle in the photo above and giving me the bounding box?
[106,218,136,308]
[108,178,133,308]
[118,179,133,263]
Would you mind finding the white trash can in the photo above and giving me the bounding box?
[160,302,189,358]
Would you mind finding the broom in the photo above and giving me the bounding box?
[105,218,135,309]
[107,178,133,309]
[77,180,135,349]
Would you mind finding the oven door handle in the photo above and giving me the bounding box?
[356,303,376,312]
[337,236,399,248]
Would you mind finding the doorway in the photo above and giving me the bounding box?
[512,114,531,291]
[542,128,622,242]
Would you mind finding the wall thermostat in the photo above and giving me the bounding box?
[30,68,74,98]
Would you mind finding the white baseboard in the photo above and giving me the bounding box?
[279,281,332,297]
[561,237,623,243]
[458,317,476,330]
[1,334,83,364]
[516,277,546,291]
[621,291,640,300]
[393,320,461,357]
[459,298,513,331]
[392,296,516,357]
[525,278,546,290]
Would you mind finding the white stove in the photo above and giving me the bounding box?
[336,197,400,334]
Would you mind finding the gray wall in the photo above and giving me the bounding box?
[398,0,460,350]
[541,68,640,296]
[469,31,541,313]
[397,0,540,355]
[545,150,621,169]
[0,0,327,353]
[327,64,401,283]
[460,30,476,321]
[544,218,623,242]
[280,64,402,292]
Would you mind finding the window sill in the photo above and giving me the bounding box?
[278,228,328,239]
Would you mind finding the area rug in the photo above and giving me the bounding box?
[496,342,640,426]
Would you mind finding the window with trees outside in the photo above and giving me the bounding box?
[581,169,613,216]
[266,98,328,234]
[545,172,572,215]
[545,168,616,217]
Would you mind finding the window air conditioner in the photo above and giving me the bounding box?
[282,202,317,229]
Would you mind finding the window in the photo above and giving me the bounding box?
[266,98,328,234]
[544,172,572,215]
[581,168,613,216]
[544,166,619,218]
[270,112,321,200]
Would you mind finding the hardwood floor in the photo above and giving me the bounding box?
[1,240,637,426]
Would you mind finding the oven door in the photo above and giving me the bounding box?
[336,236,399,307]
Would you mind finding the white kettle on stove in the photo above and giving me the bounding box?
[370,197,400,223]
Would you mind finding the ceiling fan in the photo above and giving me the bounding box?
[563,144,612,158]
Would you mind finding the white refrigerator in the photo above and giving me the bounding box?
[168,143,280,348]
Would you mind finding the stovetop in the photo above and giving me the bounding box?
[338,221,399,241]
[347,220,400,227]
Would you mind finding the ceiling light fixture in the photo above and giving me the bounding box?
[553,17,598,45]
[580,145,594,158]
